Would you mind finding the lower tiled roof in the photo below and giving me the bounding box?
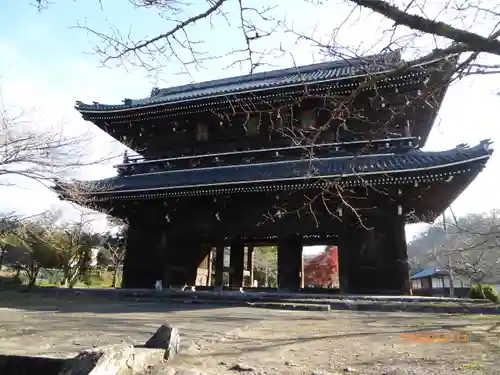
[90,140,492,195]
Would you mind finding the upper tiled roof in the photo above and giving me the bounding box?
[76,50,409,112]
[89,139,493,194]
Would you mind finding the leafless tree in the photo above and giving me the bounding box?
[104,242,125,287]
[341,0,500,75]
[98,216,127,287]
[30,0,498,78]
[32,0,499,228]
[423,210,500,284]
[46,210,101,288]
[35,179,113,287]
[69,0,282,75]
[0,91,121,190]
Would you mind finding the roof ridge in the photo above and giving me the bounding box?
[150,50,402,99]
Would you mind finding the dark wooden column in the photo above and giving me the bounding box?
[336,234,350,294]
[247,245,255,287]
[214,243,225,288]
[163,239,186,287]
[122,223,164,289]
[206,249,213,286]
[277,234,303,292]
[379,214,411,295]
[229,239,244,288]
[300,252,305,289]
[337,229,364,294]
[338,214,410,295]
[163,239,206,287]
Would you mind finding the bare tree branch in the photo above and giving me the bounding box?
[347,0,500,56]
[0,88,122,189]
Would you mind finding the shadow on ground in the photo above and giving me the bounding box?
[0,290,228,314]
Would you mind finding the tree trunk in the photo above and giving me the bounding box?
[0,247,5,271]
[28,274,37,288]
[111,268,118,288]
[479,284,486,299]
[67,276,76,288]
[26,263,39,289]
[62,265,79,288]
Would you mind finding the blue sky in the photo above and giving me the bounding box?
[1,0,500,252]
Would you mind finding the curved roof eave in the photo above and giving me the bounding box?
[55,139,492,197]
[74,52,457,114]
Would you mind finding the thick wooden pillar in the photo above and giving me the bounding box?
[338,241,349,294]
[338,215,410,295]
[337,231,361,294]
[277,235,303,292]
[381,215,411,295]
[122,223,163,289]
[214,243,225,288]
[247,245,254,287]
[206,249,213,286]
[163,239,207,287]
[300,252,305,289]
[229,239,244,288]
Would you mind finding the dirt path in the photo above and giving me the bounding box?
[0,295,498,374]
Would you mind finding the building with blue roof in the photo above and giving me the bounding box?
[411,267,472,297]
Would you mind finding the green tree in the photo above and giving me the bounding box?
[0,214,19,271]
[49,216,101,288]
[253,246,278,287]
[1,223,59,288]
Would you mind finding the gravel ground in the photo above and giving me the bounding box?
[0,294,498,374]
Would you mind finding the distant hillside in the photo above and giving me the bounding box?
[407,211,500,282]
[408,224,447,259]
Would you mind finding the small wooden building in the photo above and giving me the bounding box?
[411,267,471,297]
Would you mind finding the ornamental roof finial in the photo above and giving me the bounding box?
[150,87,160,97]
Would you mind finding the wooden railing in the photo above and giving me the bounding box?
[116,137,418,176]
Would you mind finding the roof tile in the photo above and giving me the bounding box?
[76,51,403,111]
[98,140,493,193]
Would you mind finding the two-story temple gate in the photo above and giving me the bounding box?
[55,51,493,295]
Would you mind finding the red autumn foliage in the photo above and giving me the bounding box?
[303,246,339,287]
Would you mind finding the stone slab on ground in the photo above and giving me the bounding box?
[0,354,65,375]
[158,296,500,314]
[144,324,180,361]
[11,288,498,314]
[0,345,174,375]
[246,302,331,311]
[20,286,487,304]
[60,344,166,375]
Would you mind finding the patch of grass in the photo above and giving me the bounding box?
[461,362,483,370]
[462,314,500,320]
[470,284,500,303]
[37,282,59,287]
[0,269,123,290]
